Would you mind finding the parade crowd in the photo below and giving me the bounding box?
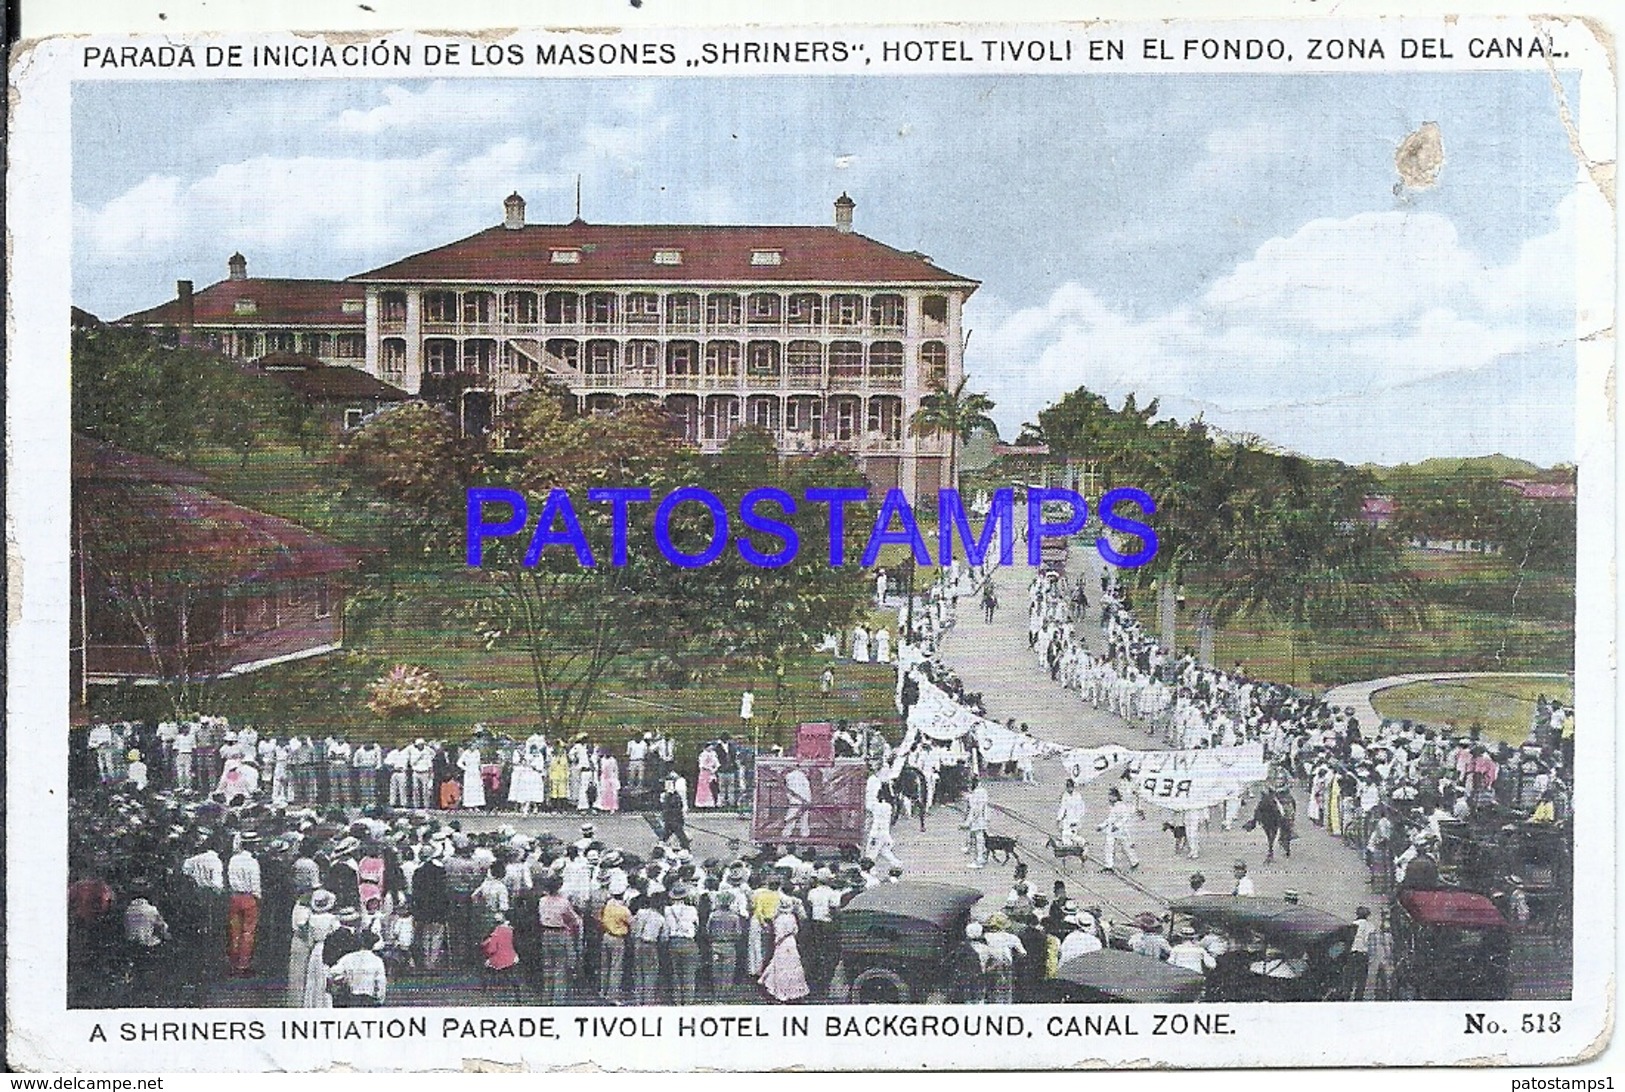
[68,553,1572,1009]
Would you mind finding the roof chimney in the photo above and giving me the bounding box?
[834,192,855,234]
[176,280,195,329]
[504,191,526,230]
[228,252,247,280]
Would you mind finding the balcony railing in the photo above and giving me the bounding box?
[406,319,917,339]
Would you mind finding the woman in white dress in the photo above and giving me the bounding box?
[508,744,549,814]
[851,625,870,663]
[459,745,486,810]
[298,890,341,1008]
[874,628,892,664]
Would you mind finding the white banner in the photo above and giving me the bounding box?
[1127,741,1269,811]
[1060,743,1139,782]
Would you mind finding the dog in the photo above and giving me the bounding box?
[1045,835,1089,871]
[1161,819,1189,856]
[984,833,1021,864]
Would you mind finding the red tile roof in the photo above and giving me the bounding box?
[73,436,209,486]
[118,278,364,328]
[350,222,979,288]
[74,437,362,582]
[1501,478,1576,501]
[254,360,408,402]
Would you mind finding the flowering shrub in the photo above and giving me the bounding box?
[367,664,445,718]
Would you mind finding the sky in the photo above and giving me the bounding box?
[72,72,1587,466]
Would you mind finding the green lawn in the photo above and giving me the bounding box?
[1171,548,1574,690]
[1370,677,1573,745]
[94,558,899,760]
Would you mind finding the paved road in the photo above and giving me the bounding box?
[1322,671,1571,731]
[925,557,1379,923]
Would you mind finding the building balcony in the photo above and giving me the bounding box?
[409,320,921,341]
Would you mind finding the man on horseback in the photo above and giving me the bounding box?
[1244,783,1297,862]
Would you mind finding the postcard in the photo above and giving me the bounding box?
[5,14,1614,1071]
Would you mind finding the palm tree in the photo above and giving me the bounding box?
[908,376,996,489]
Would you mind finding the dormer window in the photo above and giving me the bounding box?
[234,299,257,315]
[551,249,582,265]
[341,299,364,314]
[652,249,683,266]
[750,249,783,267]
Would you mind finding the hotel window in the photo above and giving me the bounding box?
[920,341,949,388]
[868,341,905,381]
[869,294,906,331]
[424,291,457,323]
[463,339,497,374]
[747,293,782,324]
[831,397,859,441]
[922,294,949,334]
[315,582,333,619]
[585,340,618,376]
[234,299,258,316]
[544,292,579,324]
[424,339,457,375]
[750,249,783,266]
[787,341,823,382]
[545,339,580,371]
[342,299,365,315]
[868,396,903,440]
[625,339,660,376]
[665,293,701,326]
[586,292,618,325]
[652,249,683,266]
[829,341,864,381]
[503,291,539,324]
[786,293,823,327]
[746,341,781,377]
[706,292,742,326]
[265,331,297,353]
[704,396,740,441]
[335,334,364,359]
[303,332,332,356]
[704,340,740,379]
[551,248,582,264]
[461,291,495,324]
[829,293,863,327]
[667,341,700,379]
[381,291,408,323]
[381,338,407,378]
[748,397,778,430]
[625,292,661,326]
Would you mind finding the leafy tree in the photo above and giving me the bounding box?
[72,325,309,464]
[909,376,997,488]
[77,481,285,718]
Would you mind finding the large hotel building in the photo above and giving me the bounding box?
[120,193,979,497]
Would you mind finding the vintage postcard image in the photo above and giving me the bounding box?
[5,15,1615,1072]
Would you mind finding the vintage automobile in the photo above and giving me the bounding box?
[1053,949,1207,1004]
[1167,895,1356,1002]
[834,882,984,1003]
[1388,887,1512,1000]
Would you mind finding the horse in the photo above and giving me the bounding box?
[1244,786,1297,862]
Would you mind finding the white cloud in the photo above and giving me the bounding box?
[967,201,1578,463]
[333,81,520,134]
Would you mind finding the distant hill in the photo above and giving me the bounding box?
[1364,453,1558,483]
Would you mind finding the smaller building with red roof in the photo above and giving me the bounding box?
[117,252,366,367]
[72,437,363,688]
